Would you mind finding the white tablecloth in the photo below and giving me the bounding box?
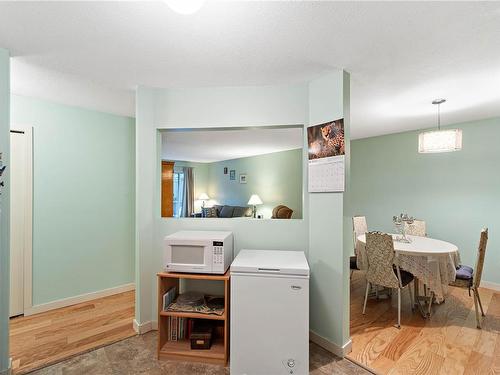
[356,234,460,302]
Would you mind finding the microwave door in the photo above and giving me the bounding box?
[166,243,212,273]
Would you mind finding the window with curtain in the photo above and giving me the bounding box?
[173,171,184,218]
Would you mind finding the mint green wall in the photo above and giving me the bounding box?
[136,74,350,351]
[0,47,11,373]
[136,83,310,325]
[11,95,136,305]
[341,71,352,342]
[308,71,351,348]
[351,117,500,285]
[207,149,303,219]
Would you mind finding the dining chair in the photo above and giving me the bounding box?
[404,219,426,237]
[362,231,414,328]
[271,205,293,219]
[450,228,488,329]
[351,216,368,278]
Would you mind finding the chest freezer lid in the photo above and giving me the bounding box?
[231,249,309,276]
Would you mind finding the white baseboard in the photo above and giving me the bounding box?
[309,330,352,358]
[133,319,151,334]
[24,283,135,316]
[133,320,158,334]
[481,280,500,292]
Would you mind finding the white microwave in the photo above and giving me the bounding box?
[164,231,234,274]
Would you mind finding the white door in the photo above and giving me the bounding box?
[231,273,309,375]
[10,130,29,317]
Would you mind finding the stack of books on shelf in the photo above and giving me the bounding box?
[167,317,195,341]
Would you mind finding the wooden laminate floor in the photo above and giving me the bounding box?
[348,270,500,374]
[9,290,136,374]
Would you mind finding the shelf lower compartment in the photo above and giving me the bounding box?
[157,272,229,365]
[159,338,225,364]
[160,310,225,321]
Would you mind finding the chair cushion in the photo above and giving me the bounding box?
[456,265,474,280]
[350,256,358,270]
[399,270,414,287]
[393,268,414,287]
[219,206,234,218]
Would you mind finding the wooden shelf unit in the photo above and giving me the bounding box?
[157,271,230,365]
[159,310,226,320]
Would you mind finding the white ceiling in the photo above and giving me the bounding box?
[1,1,499,139]
[161,127,303,163]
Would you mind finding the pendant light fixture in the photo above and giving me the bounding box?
[418,99,462,153]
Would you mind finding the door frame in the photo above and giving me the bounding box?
[10,125,33,315]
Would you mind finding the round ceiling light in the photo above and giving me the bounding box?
[164,0,206,15]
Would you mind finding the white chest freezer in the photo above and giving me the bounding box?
[230,250,310,375]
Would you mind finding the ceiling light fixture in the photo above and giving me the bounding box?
[164,0,206,15]
[418,99,462,153]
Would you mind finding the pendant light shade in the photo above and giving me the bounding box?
[418,128,462,153]
[418,99,462,153]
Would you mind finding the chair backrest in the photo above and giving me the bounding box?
[353,216,368,237]
[365,231,400,289]
[272,205,284,218]
[473,228,488,289]
[404,219,426,237]
[352,216,368,257]
[271,205,293,219]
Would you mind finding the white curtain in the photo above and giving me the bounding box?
[180,167,194,217]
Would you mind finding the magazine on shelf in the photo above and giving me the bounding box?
[162,286,177,311]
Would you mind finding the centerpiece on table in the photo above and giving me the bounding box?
[393,213,414,243]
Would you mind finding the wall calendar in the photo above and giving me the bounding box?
[307,118,345,193]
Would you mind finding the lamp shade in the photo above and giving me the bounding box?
[418,129,462,153]
[198,193,210,201]
[248,194,263,205]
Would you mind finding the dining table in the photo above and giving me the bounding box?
[355,233,460,317]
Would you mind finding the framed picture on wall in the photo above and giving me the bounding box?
[239,174,247,184]
[224,167,228,174]
[230,170,236,180]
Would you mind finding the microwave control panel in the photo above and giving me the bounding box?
[213,241,224,264]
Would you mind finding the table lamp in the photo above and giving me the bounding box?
[247,194,263,218]
[198,193,210,208]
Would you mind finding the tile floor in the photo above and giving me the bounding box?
[30,331,371,375]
